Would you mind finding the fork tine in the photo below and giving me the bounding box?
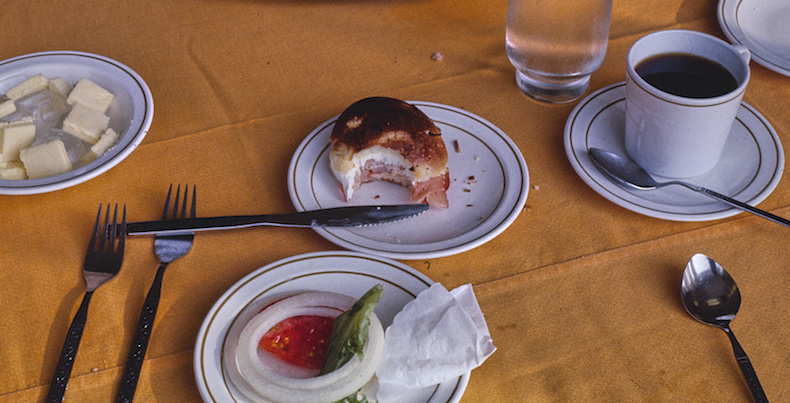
[180,185,188,219]
[88,205,102,253]
[172,184,182,220]
[109,204,118,250]
[98,204,111,252]
[189,186,197,219]
[117,205,127,255]
[162,184,173,220]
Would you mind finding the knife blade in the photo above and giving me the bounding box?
[125,204,429,235]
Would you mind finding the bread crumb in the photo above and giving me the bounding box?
[431,52,444,61]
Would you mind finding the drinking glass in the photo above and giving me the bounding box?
[506,0,613,103]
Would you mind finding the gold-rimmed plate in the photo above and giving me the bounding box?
[564,82,783,222]
[718,0,790,77]
[288,101,529,260]
[193,251,469,403]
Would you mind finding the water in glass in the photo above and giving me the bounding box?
[506,0,612,103]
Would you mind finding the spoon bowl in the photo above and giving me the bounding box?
[588,147,663,190]
[681,254,741,327]
[681,254,767,402]
[588,148,790,228]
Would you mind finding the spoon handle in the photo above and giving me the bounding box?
[685,184,790,228]
[724,327,768,402]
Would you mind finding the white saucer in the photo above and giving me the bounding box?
[718,0,790,76]
[564,82,784,222]
[193,251,468,403]
[288,101,529,260]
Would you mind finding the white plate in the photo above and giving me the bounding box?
[564,82,784,222]
[718,0,790,76]
[193,251,469,403]
[288,101,529,260]
[0,51,153,194]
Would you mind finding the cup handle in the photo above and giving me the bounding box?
[732,44,751,64]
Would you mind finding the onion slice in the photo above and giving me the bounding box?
[224,291,385,403]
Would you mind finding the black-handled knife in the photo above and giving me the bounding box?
[126,204,429,235]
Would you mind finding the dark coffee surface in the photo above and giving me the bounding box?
[636,53,738,98]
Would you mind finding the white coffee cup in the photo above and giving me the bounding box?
[624,30,751,178]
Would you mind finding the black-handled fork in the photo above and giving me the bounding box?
[116,185,195,402]
[47,204,126,402]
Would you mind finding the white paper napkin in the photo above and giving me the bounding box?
[375,283,496,401]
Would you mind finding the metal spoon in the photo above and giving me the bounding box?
[681,253,768,402]
[588,148,790,228]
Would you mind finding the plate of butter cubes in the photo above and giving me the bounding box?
[0,51,153,195]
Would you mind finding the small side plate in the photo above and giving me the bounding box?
[0,51,153,194]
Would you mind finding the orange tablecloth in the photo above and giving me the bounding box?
[2,0,789,401]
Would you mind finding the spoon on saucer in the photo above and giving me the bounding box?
[681,254,768,402]
[588,148,790,228]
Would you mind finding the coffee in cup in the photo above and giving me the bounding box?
[624,30,751,178]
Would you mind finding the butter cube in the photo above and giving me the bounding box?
[66,78,114,113]
[62,103,110,144]
[0,161,26,180]
[0,99,16,119]
[0,116,33,128]
[1,121,36,161]
[5,74,49,100]
[20,140,72,179]
[80,128,119,164]
[48,77,72,98]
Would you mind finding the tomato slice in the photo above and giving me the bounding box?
[259,315,335,369]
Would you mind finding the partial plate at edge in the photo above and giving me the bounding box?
[718,0,790,76]
[564,82,783,222]
[288,101,529,260]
